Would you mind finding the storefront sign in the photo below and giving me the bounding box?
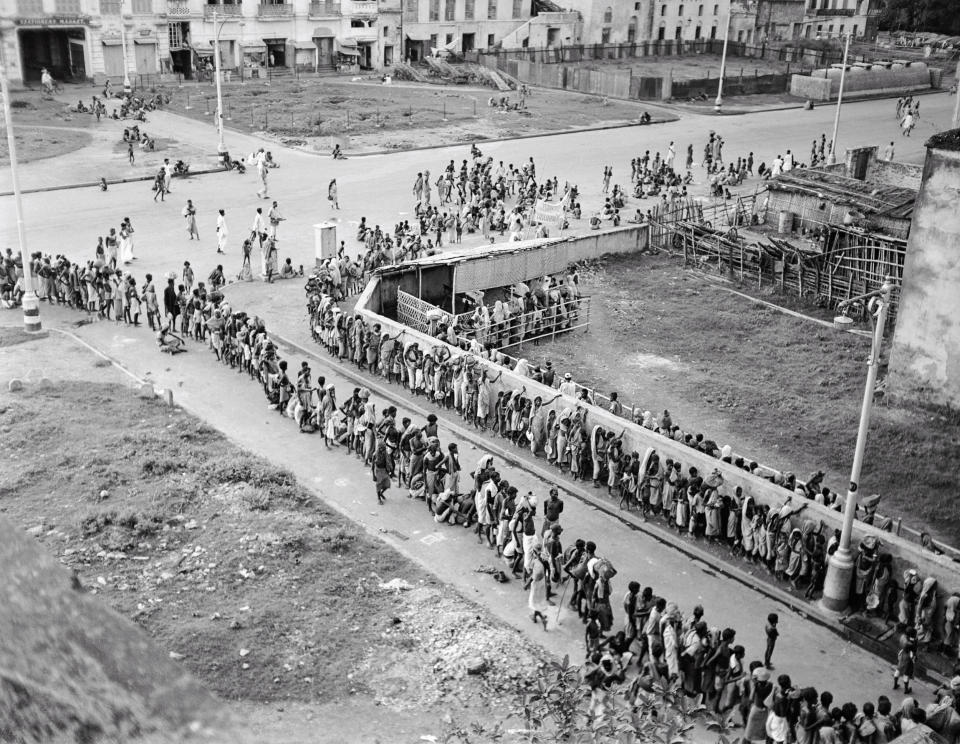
[16,14,90,25]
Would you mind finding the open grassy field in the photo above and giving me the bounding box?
[523,252,960,545]
[0,332,544,739]
[157,78,672,153]
[0,97,93,165]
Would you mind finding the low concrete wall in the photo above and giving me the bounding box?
[791,65,937,101]
[864,159,923,190]
[790,74,832,100]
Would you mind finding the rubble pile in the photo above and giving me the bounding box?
[357,585,544,712]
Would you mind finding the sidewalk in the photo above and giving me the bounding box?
[3,299,930,712]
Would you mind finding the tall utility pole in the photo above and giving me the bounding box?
[821,278,894,613]
[213,9,227,162]
[0,43,41,333]
[827,32,851,165]
[120,0,132,94]
[714,9,732,112]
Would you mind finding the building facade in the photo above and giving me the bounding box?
[561,0,757,46]
[0,0,409,85]
[753,0,803,40]
[1,0,170,85]
[400,0,533,60]
[799,0,879,40]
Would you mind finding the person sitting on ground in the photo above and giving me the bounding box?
[157,315,186,354]
[589,212,601,230]
[332,144,345,160]
[279,258,296,280]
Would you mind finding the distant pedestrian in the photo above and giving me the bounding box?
[128,142,135,165]
[162,158,173,194]
[216,208,228,254]
[883,141,895,161]
[152,168,165,202]
[267,200,284,240]
[764,612,779,669]
[256,149,269,199]
[182,260,194,292]
[328,179,339,209]
[183,199,199,240]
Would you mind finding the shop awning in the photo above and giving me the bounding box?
[312,26,335,37]
[404,29,431,41]
[293,40,316,49]
[336,39,359,55]
[133,38,155,45]
[241,41,267,50]
[101,38,123,46]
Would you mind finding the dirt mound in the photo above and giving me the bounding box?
[0,517,242,743]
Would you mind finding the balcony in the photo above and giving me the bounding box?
[814,7,855,16]
[203,2,242,18]
[309,0,339,15]
[343,0,377,16]
[130,0,153,13]
[258,2,292,15]
[167,0,191,14]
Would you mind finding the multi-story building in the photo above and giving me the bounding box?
[753,0,804,40]
[400,0,533,60]
[560,0,757,46]
[799,0,879,40]
[1,0,170,85]
[0,0,406,85]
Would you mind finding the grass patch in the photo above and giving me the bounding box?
[532,253,960,544]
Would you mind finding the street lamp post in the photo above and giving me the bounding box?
[120,0,132,94]
[0,42,41,332]
[820,276,895,613]
[213,9,228,163]
[827,32,851,165]
[714,9,732,112]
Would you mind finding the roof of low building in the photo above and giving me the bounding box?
[767,167,917,220]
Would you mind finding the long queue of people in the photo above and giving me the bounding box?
[298,284,960,744]
[304,266,957,664]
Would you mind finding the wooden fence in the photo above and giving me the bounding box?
[661,220,905,322]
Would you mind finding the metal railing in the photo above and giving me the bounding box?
[203,3,242,18]
[167,0,190,14]
[308,0,340,14]
[258,2,293,16]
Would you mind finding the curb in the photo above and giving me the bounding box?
[268,329,948,689]
[236,115,680,160]
[0,166,230,198]
[666,84,954,117]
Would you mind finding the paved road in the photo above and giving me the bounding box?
[0,302,906,710]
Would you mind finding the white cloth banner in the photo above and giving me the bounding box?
[533,200,565,229]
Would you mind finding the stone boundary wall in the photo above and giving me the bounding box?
[791,65,938,101]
